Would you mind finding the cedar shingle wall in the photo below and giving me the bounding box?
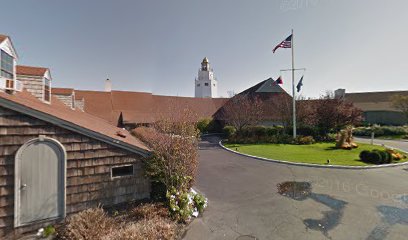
[16,75,44,101]
[0,106,150,238]
[54,94,74,109]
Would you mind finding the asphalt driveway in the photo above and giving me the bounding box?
[183,136,408,240]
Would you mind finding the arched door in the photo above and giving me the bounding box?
[14,137,66,227]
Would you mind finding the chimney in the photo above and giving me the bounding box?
[334,88,346,99]
[104,78,112,92]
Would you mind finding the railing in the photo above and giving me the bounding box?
[0,77,23,92]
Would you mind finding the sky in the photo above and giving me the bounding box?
[1,0,408,98]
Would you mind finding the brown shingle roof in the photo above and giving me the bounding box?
[0,90,149,154]
[75,90,115,123]
[345,91,408,103]
[16,65,48,77]
[52,88,74,96]
[0,34,8,43]
[63,88,229,125]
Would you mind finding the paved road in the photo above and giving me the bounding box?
[183,136,408,240]
[355,137,408,152]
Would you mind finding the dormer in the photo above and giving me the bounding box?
[0,34,21,92]
[16,65,52,103]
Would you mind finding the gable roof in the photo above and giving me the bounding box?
[0,90,149,156]
[239,77,287,95]
[255,78,285,93]
[214,78,292,121]
[16,65,48,77]
[0,34,7,43]
[0,34,18,59]
[345,91,408,103]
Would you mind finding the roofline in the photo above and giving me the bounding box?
[16,65,50,77]
[0,35,19,59]
[345,90,408,95]
[0,97,150,157]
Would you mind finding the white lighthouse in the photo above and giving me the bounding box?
[195,57,218,98]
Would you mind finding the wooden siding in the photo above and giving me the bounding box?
[54,94,74,109]
[16,75,43,101]
[75,98,85,111]
[0,106,150,238]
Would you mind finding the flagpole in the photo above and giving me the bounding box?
[291,29,297,139]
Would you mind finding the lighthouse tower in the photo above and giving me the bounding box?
[195,57,218,98]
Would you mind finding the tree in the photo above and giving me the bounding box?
[133,108,200,192]
[217,94,263,131]
[309,93,363,135]
[391,94,408,121]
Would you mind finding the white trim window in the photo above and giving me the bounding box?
[1,50,14,79]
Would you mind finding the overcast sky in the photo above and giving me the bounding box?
[1,0,407,98]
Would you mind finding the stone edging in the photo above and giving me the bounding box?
[218,140,408,169]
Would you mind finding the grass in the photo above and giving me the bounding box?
[224,142,407,166]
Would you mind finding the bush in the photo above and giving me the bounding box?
[193,192,207,214]
[359,149,395,164]
[134,126,198,193]
[368,151,382,164]
[105,217,176,240]
[166,187,207,222]
[197,118,211,134]
[43,225,56,238]
[354,125,408,137]
[58,207,116,240]
[375,150,390,164]
[223,126,236,138]
[359,150,370,162]
[129,203,170,221]
[294,136,315,145]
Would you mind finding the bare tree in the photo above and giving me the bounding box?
[133,108,200,192]
[308,93,364,134]
[391,94,408,120]
[218,94,263,131]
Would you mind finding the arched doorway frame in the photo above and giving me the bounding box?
[14,136,67,227]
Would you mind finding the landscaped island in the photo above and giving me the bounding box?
[224,142,407,166]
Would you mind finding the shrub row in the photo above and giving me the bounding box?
[354,125,408,137]
[223,125,324,144]
[224,127,315,145]
[359,149,393,164]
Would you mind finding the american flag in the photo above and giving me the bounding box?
[273,34,292,53]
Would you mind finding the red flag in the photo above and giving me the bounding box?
[276,76,283,84]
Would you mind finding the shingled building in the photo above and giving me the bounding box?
[0,34,151,238]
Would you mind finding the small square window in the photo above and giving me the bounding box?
[205,83,209,86]
[111,165,134,178]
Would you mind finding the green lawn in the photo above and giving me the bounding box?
[224,142,407,166]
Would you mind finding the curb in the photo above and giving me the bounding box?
[218,140,408,170]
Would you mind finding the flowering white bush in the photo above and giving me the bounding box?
[167,188,208,222]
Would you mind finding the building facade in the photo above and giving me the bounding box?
[195,57,218,98]
[335,88,408,125]
[0,34,151,238]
